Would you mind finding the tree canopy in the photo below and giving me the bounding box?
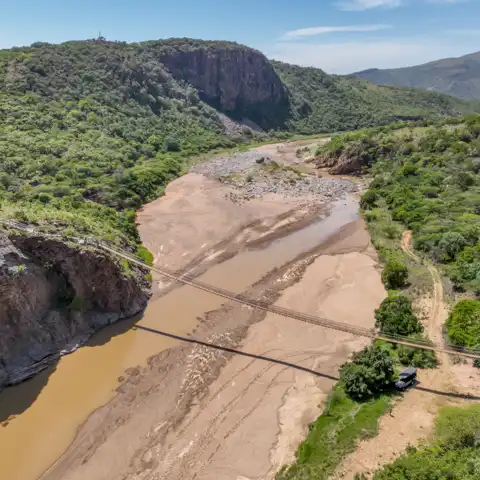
[375,295,423,337]
[340,345,395,400]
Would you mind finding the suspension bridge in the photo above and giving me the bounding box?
[2,218,480,360]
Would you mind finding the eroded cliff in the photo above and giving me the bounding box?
[153,39,290,129]
[0,232,150,389]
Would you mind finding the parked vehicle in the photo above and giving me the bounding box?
[395,367,417,391]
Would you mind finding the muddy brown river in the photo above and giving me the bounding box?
[0,197,358,480]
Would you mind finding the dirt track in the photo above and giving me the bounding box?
[335,231,478,479]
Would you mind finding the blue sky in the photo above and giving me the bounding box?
[1,0,479,73]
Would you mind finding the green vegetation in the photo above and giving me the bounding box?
[319,114,480,347]
[0,39,239,248]
[397,340,438,368]
[445,299,480,348]
[273,62,479,134]
[340,345,395,401]
[1,38,478,254]
[374,404,480,479]
[277,385,392,480]
[381,254,409,289]
[375,295,422,337]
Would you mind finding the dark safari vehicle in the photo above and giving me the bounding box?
[395,367,417,391]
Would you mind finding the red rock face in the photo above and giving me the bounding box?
[157,44,289,129]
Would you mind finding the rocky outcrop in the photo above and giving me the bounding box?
[315,151,371,175]
[153,40,289,129]
[0,232,150,389]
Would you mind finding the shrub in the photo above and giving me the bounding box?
[446,299,480,347]
[164,136,181,152]
[398,343,437,368]
[375,295,423,337]
[136,245,154,266]
[37,192,53,204]
[438,232,468,261]
[435,404,480,449]
[340,345,395,400]
[360,190,377,210]
[381,255,408,289]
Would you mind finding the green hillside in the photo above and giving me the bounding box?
[1,37,479,248]
[274,61,480,134]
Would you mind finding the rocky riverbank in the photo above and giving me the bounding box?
[190,151,357,203]
[0,231,150,390]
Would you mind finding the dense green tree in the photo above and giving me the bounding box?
[340,346,395,400]
[381,255,409,289]
[375,295,423,337]
[445,299,480,347]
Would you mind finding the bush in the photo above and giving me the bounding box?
[375,294,423,337]
[136,245,154,266]
[398,343,437,368]
[446,299,480,347]
[164,136,181,152]
[435,404,480,449]
[381,255,408,289]
[340,345,395,400]
[360,190,377,210]
[438,232,468,261]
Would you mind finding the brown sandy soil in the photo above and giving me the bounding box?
[335,231,477,480]
[137,172,320,277]
[43,221,386,480]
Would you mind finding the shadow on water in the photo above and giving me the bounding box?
[0,363,57,423]
[0,312,144,423]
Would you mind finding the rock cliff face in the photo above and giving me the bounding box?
[154,40,289,129]
[0,233,150,389]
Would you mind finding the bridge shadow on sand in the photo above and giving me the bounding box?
[136,325,480,402]
[135,325,339,381]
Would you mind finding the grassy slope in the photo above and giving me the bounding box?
[317,115,480,295]
[0,40,235,247]
[374,404,480,479]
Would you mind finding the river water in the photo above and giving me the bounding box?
[0,197,358,480]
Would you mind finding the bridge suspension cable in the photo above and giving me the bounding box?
[3,219,480,360]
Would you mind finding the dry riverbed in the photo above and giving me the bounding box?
[0,139,384,480]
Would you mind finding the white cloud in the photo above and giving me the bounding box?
[268,40,472,74]
[282,25,391,40]
[337,0,403,11]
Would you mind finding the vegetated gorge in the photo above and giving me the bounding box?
[0,37,480,480]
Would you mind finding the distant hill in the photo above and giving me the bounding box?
[273,61,478,134]
[352,51,480,100]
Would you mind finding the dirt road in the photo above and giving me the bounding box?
[335,231,476,480]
